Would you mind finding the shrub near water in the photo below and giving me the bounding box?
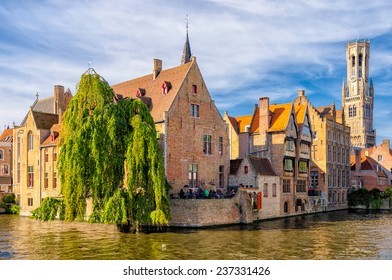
[33,69,170,231]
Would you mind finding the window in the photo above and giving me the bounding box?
[378,155,383,161]
[17,162,21,184]
[333,146,336,162]
[1,164,9,174]
[53,152,57,162]
[190,104,199,117]
[299,161,308,173]
[283,179,290,193]
[352,56,355,67]
[284,202,289,213]
[203,135,212,155]
[313,131,318,140]
[353,105,357,117]
[44,173,49,189]
[284,158,294,172]
[272,183,277,197]
[263,183,268,197]
[28,198,33,207]
[300,143,310,155]
[219,165,224,188]
[303,125,310,137]
[0,150,3,159]
[189,164,198,187]
[244,166,248,174]
[192,84,197,94]
[44,149,49,162]
[310,171,318,189]
[359,54,363,67]
[328,145,331,162]
[219,137,223,155]
[28,166,34,188]
[296,180,306,193]
[349,106,353,118]
[338,148,341,163]
[53,172,57,189]
[28,132,34,151]
[285,140,295,152]
[17,136,21,159]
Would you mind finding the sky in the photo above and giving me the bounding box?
[1,0,392,144]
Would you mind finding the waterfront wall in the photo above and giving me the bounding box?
[169,192,331,227]
[169,191,253,227]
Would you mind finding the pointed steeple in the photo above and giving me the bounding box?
[181,15,192,65]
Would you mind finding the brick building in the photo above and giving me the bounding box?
[361,139,392,185]
[0,128,13,193]
[351,148,389,191]
[112,34,230,195]
[13,86,71,215]
[228,156,281,218]
[226,96,313,215]
[294,90,351,210]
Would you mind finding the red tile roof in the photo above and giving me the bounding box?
[0,129,13,142]
[112,60,194,122]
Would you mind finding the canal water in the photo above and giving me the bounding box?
[1,210,392,260]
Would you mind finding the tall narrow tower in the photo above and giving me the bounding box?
[342,39,375,148]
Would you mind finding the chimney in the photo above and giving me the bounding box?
[259,97,270,145]
[153,59,162,80]
[54,85,65,123]
[381,139,390,150]
[355,148,361,172]
[298,89,305,97]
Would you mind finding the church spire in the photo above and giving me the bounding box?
[181,15,192,65]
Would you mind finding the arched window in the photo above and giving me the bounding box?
[1,164,8,174]
[358,54,363,67]
[0,150,3,160]
[28,131,34,151]
[351,55,355,67]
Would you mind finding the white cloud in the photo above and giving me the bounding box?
[1,0,392,144]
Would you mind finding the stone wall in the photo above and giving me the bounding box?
[169,191,253,227]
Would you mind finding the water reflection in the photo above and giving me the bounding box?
[1,210,392,260]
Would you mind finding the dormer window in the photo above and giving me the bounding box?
[162,82,171,95]
[136,88,146,97]
[192,84,197,94]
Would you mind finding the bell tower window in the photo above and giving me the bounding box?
[351,56,355,67]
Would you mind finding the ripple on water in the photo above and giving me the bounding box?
[1,211,392,260]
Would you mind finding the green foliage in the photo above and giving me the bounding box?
[348,188,392,210]
[49,69,170,231]
[2,193,16,204]
[9,204,20,215]
[31,198,64,221]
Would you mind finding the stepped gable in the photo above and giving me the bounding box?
[112,61,194,123]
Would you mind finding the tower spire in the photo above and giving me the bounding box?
[181,14,192,65]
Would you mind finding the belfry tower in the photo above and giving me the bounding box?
[342,39,375,148]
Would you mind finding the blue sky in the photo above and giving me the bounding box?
[1,0,392,144]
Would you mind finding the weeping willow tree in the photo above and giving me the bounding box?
[33,69,170,231]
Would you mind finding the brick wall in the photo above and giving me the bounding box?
[169,191,253,227]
